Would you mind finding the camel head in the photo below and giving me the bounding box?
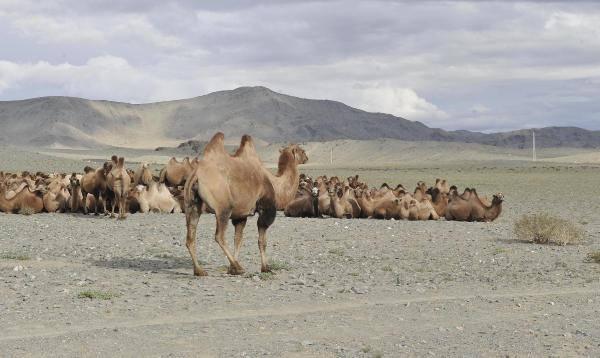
[492,192,504,204]
[311,187,319,198]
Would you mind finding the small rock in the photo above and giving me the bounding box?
[13,265,23,272]
[351,286,367,294]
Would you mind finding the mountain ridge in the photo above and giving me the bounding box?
[0,86,598,149]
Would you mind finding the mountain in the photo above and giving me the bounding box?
[0,86,598,149]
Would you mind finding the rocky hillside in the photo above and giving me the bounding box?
[0,86,597,148]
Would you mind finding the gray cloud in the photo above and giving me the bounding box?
[0,0,599,132]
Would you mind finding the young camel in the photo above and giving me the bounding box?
[183,133,277,276]
[106,156,130,219]
[80,162,112,215]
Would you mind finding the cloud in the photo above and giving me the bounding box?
[1,1,600,132]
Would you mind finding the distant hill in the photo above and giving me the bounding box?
[0,86,598,149]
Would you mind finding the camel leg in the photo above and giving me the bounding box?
[119,197,127,220]
[82,190,89,215]
[232,218,247,261]
[257,227,270,273]
[110,196,116,218]
[185,204,206,276]
[213,213,244,275]
[257,203,276,273]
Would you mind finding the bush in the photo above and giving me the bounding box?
[585,251,600,263]
[514,213,583,246]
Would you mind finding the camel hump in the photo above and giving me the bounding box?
[111,155,118,165]
[233,134,257,157]
[83,166,94,174]
[117,157,125,169]
[203,132,226,158]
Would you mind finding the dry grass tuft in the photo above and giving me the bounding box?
[514,213,584,246]
[585,251,600,263]
[18,207,36,215]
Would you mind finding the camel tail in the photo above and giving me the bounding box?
[184,170,200,211]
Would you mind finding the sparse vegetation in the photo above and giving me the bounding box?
[585,251,600,263]
[269,259,290,271]
[18,207,36,215]
[1,252,30,260]
[258,272,275,280]
[381,265,393,272]
[328,248,345,256]
[514,213,584,245]
[78,290,120,300]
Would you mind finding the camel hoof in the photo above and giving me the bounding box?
[193,268,208,277]
[261,264,272,273]
[94,212,99,216]
[227,263,245,275]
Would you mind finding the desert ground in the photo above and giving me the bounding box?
[1,144,600,357]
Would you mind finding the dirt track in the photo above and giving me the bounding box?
[1,164,600,356]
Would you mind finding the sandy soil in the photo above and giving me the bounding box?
[1,156,600,356]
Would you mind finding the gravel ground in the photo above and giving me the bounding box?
[1,162,600,357]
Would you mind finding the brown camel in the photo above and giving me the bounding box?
[183,133,277,276]
[80,162,112,215]
[106,156,130,219]
[284,185,320,218]
[159,157,195,186]
[0,181,44,214]
[265,144,308,210]
[430,188,449,217]
[446,189,504,222]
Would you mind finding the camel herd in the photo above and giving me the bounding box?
[284,175,504,222]
[0,132,503,275]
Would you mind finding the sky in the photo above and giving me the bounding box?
[0,0,599,133]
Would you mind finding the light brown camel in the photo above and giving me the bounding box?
[159,157,195,186]
[284,185,320,218]
[106,156,130,219]
[43,182,70,213]
[183,133,277,276]
[445,189,504,222]
[133,162,153,186]
[0,181,44,214]
[265,144,308,210]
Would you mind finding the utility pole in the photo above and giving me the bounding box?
[532,130,536,162]
[330,147,333,165]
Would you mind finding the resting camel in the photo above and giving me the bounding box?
[328,186,356,219]
[430,188,449,217]
[43,182,70,213]
[159,157,196,187]
[183,133,277,276]
[265,144,308,210]
[284,185,320,218]
[106,156,130,219]
[445,189,504,222]
[0,181,44,214]
[129,182,181,213]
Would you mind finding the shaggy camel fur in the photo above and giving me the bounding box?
[265,144,308,210]
[159,157,195,186]
[130,182,181,213]
[134,162,153,186]
[0,181,44,213]
[328,187,356,219]
[80,162,111,215]
[43,181,70,213]
[106,156,130,219]
[183,133,277,276]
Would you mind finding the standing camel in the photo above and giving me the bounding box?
[265,144,308,210]
[106,156,130,219]
[183,133,276,276]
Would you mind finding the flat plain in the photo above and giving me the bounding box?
[1,146,600,357]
